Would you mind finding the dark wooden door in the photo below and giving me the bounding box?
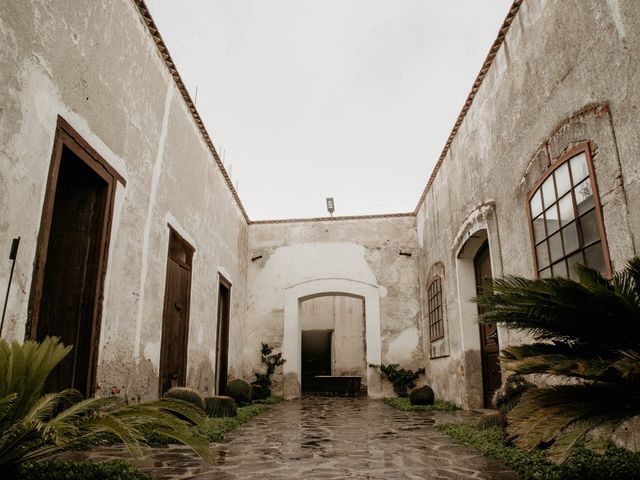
[159,230,193,396]
[36,146,109,397]
[301,330,332,393]
[474,242,502,408]
[215,278,231,395]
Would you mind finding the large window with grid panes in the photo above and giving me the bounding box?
[427,277,444,341]
[528,144,610,279]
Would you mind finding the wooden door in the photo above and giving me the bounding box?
[28,118,123,399]
[159,229,193,396]
[474,242,502,408]
[35,147,109,397]
[215,277,231,395]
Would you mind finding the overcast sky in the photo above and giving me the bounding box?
[145,0,513,220]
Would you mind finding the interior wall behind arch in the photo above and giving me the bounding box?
[300,295,366,381]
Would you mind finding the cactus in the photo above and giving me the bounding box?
[251,383,271,401]
[225,379,252,406]
[409,385,435,406]
[163,387,205,411]
[204,395,237,418]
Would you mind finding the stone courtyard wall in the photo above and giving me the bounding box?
[415,0,640,408]
[0,0,249,401]
[246,216,422,398]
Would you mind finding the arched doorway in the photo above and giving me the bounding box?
[455,226,503,409]
[282,278,382,399]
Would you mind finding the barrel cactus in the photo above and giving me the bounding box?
[251,383,271,401]
[226,379,252,406]
[409,385,435,406]
[163,387,205,410]
[204,395,237,418]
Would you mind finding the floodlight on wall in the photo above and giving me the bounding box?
[326,197,335,217]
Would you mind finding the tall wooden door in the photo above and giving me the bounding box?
[159,229,194,396]
[215,277,231,395]
[35,148,109,397]
[29,119,122,399]
[474,242,502,408]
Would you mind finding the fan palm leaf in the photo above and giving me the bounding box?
[475,257,640,462]
[0,337,212,472]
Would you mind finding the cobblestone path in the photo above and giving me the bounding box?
[74,397,519,479]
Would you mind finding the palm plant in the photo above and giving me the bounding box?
[475,257,640,463]
[0,337,212,473]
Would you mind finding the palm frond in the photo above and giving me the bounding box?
[506,384,640,463]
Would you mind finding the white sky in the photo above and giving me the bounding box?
[145,1,513,220]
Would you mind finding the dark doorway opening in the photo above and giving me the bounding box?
[28,118,121,399]
[215,276,231,395]
[301,330,332,393]
[474,241,502,408]
[159,228,194,396]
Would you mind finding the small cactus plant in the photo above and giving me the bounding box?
[204,395,237,418]
[409,385,435,406]
[251,383,271,401]
[226,379,252,406]
[163,387,205,411]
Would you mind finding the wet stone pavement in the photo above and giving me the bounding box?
[67,397,519,479]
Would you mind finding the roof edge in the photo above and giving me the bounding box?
[132,0,251,224]
[413,0,524,214]
[250,212,415,225]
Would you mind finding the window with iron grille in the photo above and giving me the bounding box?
[528,145,610,279]
[427,277,444,341]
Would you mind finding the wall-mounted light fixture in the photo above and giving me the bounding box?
[326,197,335,217]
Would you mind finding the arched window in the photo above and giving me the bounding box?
[528,144,610,279]
[427,277,444,341]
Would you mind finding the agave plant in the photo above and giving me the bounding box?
[475,257,640,463]
[0,337,212,473]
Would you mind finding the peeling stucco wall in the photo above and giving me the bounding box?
[0,0,249,401]
[415,0,640,408]
[246,217,422,397]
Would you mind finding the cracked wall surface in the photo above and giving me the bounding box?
[1,0,639,409]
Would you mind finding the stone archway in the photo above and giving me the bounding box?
[282,278,382,399]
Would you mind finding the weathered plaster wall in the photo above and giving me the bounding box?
[246,217,422,398]
[415,0,640,408]
[300,295,366,380]
[0,0,248,400]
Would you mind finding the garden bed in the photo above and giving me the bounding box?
[439,423,640,480]
[383,397,459,412]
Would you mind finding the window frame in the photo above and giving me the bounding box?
[426,276,444,342]
[526,143,611,278]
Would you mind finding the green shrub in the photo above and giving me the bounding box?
[225,379,252,406]
[409,385,435,405]
[16,460,150,480]
[163,387,205,411]
[196,397,282,442]
[253,343,286,388]
[369,363,425,397]
[383,397,459,412]
[475,258,640,462]
[204,396,237,418]
[440,422,640,480]
[0,337,211,473]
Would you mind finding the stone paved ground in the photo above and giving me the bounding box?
[67,397,519,479]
